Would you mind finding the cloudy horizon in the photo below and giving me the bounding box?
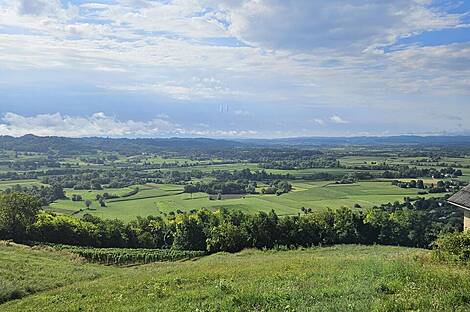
[0,0,469,138]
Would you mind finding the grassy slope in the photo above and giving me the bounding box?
[0,243,113,304]
[2,244,470,311]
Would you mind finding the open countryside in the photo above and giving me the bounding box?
[2,0,470,310]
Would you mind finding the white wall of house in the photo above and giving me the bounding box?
[465,210,470,231]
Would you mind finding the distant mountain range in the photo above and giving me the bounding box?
[1,134,470,154]
[238,135,470,146]
[0,134,243,154]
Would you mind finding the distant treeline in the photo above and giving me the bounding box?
[0,193,462,253]
[2,185,66,206]
[0,135,243,155]
[259,157,339,170]
[184,179,292,195]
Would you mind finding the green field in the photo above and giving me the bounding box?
[47,180,444,221]
[2,243,470,311]
[1,151,467,221]
[0,179,45,190]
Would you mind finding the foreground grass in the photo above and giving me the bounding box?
[0,242,112,304]
[1,244,470,311]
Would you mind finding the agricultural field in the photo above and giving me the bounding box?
[1,138,469,221]
[47,180,439,221]
[2,243,470,311]
[0,179,45,190]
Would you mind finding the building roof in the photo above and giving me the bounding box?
[448,185,470,210]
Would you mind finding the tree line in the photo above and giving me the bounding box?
[0,192,461,253]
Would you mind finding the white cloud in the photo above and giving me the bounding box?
[213,0,462,52]
[313,118,325,125]
[330,115,348,124]
[234,109,250,116]
[104,77,239,100]
[0,0,468,136]
[0,112,179,137]
[0,112,258,138]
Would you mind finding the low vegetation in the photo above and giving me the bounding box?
[433,231,470,263]
[2,244,470,311]
[51,245,206,265]
[0,192,462,253]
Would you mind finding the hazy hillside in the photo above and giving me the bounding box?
[0,134,245,154]
[2,135,470,155]
[240,136,470,147]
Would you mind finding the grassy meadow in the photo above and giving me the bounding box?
[47,180,437,221]
[1,243,470,311]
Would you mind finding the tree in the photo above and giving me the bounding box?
[72,194,83,202]
[184,184,198,199]
[172,216,206,250]
[206,222,248,253]
[0,193,41,240]
[85,200,92,209]
[417,180,425,189]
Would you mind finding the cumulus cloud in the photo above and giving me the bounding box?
[0,0,468,136]
[0,112,257,138]
[0,112,179,137]
[212,0,462,52]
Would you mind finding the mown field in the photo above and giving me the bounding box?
[1,243,470,311]
[47,180,439,221]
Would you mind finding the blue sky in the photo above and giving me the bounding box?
[0,0,469,138]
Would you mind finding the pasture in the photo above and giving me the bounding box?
[48,180,442,221]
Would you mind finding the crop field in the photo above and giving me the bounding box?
[47,180,443,221]
[0,179,45,190]
[2,243,470,311]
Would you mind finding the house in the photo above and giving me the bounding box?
[448,185,470,231]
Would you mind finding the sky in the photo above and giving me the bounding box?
[0,0,469,138]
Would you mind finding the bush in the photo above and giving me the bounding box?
[433,231,470,263]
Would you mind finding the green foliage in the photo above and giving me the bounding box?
[0,193,41,240]
[172,215,207,251]
[2,184,65,205]
[206,222,248,253]
[52,245,205,265]
[25,196,463,252]
[433,231,470,262]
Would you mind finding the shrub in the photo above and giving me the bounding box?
[433,231,470,263]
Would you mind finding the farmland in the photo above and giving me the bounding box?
[2,243,470,311]
[1,136,468,221]
[1,136,470,311]
[49,180,445,221]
